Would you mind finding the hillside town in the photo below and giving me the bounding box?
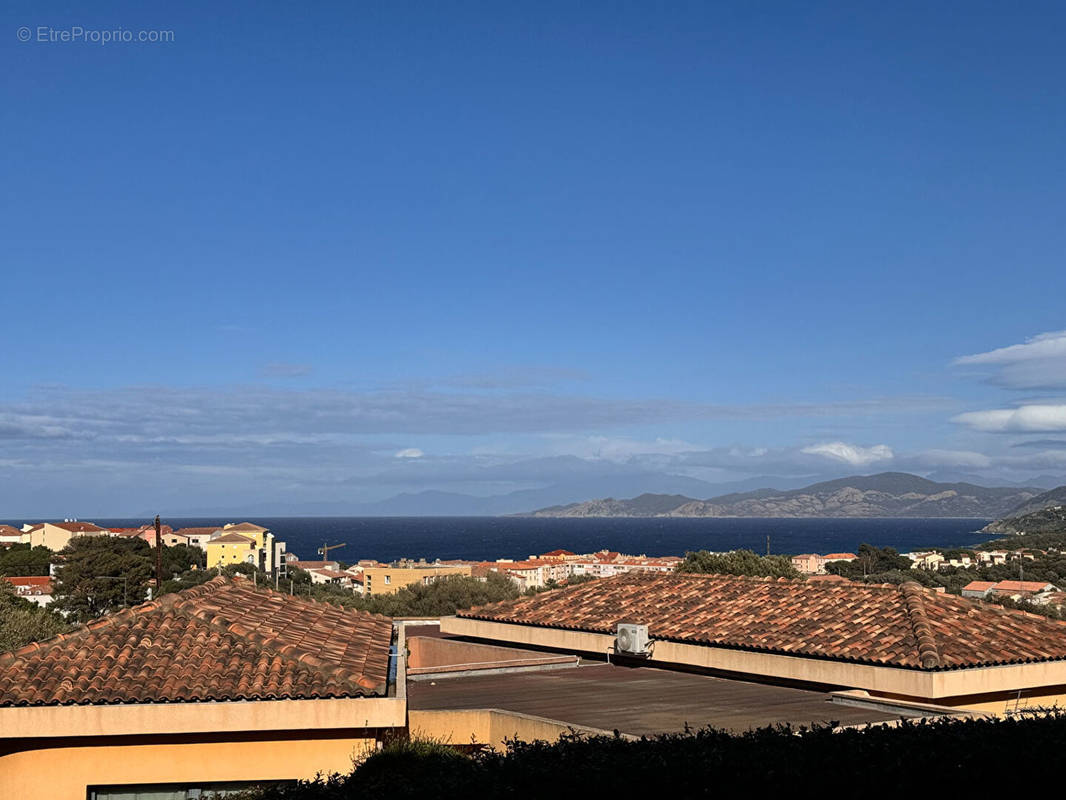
[8,519,1066,617]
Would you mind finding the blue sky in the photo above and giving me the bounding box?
[2,1,1065,514]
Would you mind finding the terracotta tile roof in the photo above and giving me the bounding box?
[311,568,351,580]
[292,560,340,570]
[210,533,256,544]
[0,525,23,536]
[3,576,53,596]
[992,580,1055,593]
[963,581,997,592]
[0,576,393,706]
[823,553,857,560]
[48,522,106,533]
[174,527,222,537]
[806,574,851,583]
[224,522,269,532]
[458,572,1066,671]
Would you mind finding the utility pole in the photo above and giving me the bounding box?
[766,535,770,557]
[154,515,163,593]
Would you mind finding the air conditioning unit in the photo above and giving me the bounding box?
[616,623,650,656]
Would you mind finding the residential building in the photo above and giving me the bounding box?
[2,576,53,607]
[908,551,944,570]
[791,552,857,575]
[0,525,25,545]
[204,523,287,577]
[172,526,220,549]
[307,568,353,587]
[291,559,341,572]
[976,550,1009,566]
[823,552,857,564]
[989,580,1058,602]
[220,522,287,576]
[961,580,997,599]
[791,554,822,574]
[362,564,471,596]
[205,532,259,569]
[26,521,107,551]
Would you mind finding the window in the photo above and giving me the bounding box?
[384,575,391,585]
[88,781,294,800]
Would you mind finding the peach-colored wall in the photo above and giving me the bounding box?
[362,566,471,596]
[408,709,627,751]
[407,636,575,673]
[0,696,405,740]
[0,734,376,800]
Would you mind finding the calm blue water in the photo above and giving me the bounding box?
[9,517,994,563]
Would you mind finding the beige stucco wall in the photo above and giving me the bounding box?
[441,616,1066,704]
[0,734,378,800]
[28,524,75,552]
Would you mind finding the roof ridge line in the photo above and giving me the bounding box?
[899,581,941,669]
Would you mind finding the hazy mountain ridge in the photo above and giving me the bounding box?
[525,472,1041,519]
[980,485,1066,535]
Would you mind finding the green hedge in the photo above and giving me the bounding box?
[238,712,1066,797]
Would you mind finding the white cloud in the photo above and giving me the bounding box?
[395,448,425,459]
[954,330,1066,389]
[952,404,1066,433]
[800,441,894,466]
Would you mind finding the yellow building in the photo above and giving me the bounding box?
[205,532,258,569]
[362,564,471,596]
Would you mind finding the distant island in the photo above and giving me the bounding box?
[522,472,1046,519]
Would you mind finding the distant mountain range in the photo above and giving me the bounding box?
[981,485,1066,535]
[524,472,1044,519]
[156,470,1066,519]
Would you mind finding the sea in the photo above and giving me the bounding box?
[7,516,996,563]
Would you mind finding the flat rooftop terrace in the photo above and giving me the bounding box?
[407,662,899,735]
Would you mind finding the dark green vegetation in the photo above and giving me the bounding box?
[529,472,1039,518]
[0,543,52,577]
[237,713,1066,797]
[52,537,156,621]
[676,549,801,578]
[825,543,916,583]
[291,570,520,617]
[983,504,1066,536]
[46,536,207,623]
[0,580,70,653]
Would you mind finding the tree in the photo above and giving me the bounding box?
[364,572,520,617]
[52,536,154,622]
[0,544,53,577]
[0,581,70,653]
[676,550,801,579]
[827,544,912,579]
[162,543,206,575]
